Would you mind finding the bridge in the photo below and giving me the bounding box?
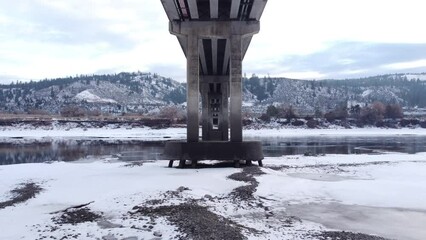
[162,0,267,167]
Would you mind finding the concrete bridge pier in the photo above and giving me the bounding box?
[162,0,267,168]
[186,32,200,143]
[230,34,243,142]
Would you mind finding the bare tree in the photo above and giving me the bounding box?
[385,104,403,119]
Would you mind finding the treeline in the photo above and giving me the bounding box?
[244,74,277,101]
[243,73,426,107]
[323,74,426,107]
[1,72,172,92]
[259,101,420,128]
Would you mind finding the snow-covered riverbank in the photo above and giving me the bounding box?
[1,152,426,239]
[1,125,426,239]
[1,126,426,141]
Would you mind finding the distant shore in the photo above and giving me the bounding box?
[1,124,426,143]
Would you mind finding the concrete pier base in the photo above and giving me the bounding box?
[165,141,263,167]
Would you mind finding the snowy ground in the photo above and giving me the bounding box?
[1,127,426,239]
[1,151,426,240]
[1,126,426,141]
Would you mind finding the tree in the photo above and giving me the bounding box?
[164,88,186,104]
[349,104,361,119]
[50,87,55,98]
[158,106,185,122]
[278,105,297,120]
[371,101,386,117]
[360,106,382,125]
[314,108,323,118]
[259,113,271,122]
[324,105,348,122]
[60,106,85,117]
[266,105,279,118]
[384,104,403,119]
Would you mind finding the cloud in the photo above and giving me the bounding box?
[1,1,426,83]
[243,0,426,79]
[382,59,426,70]
[147,63,186,82]
[0,0,181,83]
[0,74,27,85]
[246,42,426,79]
[6,0,168,46]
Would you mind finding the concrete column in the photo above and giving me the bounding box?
[201,76,209,141]
[230,35,242,142]
[221,81,229,141]
[187,33,199,142]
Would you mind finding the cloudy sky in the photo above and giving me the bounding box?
[1,0,425,84]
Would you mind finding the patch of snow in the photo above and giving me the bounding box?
[258,152,426,240]
[242,101,255,107]
[0,127,425,143]
[0,160,241,239]
[75,90,117,104]
[361,89,373,97]
[244,128,426,138]
[0,126,187,142]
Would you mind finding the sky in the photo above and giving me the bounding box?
[0,0,426,84]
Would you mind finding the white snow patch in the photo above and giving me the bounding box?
[258,152,426,240]
[244,127,426,138]
[0,126,187,141]
[242,101,255,107]
[361,89,373,97]
[1,127,425,142]
[0,160,241,239]
[74,90,117,104]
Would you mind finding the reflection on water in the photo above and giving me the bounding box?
[250,136,426,157]
[0,140,164,165]
[1,136,425,165]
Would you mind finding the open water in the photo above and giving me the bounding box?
[1,135,425,165]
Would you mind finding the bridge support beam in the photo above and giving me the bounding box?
[186,33,199,142]
[230,34,243,142]
[170,21,259,39]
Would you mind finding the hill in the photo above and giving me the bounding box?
[1,72,425,116]
[0,72,186,114]
[245,73,426,115]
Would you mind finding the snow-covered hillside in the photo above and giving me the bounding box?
[1,72,425,115]
[0,72,186,114]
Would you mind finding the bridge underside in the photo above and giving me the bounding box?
[162,0,267,166]
[162,0,267,76]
